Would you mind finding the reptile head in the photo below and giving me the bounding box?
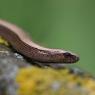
[49,49,79,63]
[62,52,79,63]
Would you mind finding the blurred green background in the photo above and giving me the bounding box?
[0,0,95,75]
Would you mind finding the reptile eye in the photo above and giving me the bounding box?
[63,52,71,56]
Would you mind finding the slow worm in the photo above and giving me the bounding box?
[0,19,79,63]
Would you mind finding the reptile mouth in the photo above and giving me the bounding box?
[63,52,79,63]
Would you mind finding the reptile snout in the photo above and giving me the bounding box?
[63,52,79,63]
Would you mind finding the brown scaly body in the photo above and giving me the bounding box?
[0,19,79,63]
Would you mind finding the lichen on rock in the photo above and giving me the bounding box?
[16,66,95,95]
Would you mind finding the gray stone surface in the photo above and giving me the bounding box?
[0,45,30,95]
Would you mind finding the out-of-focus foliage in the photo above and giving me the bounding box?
[16,67,95,95]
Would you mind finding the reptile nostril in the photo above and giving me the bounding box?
[75,56,79,62]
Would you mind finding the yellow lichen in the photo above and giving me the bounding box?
[16,66,95,95]
[0,36,9,46]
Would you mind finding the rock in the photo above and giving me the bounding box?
[0,44,95,95]
[0,44,30,95]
